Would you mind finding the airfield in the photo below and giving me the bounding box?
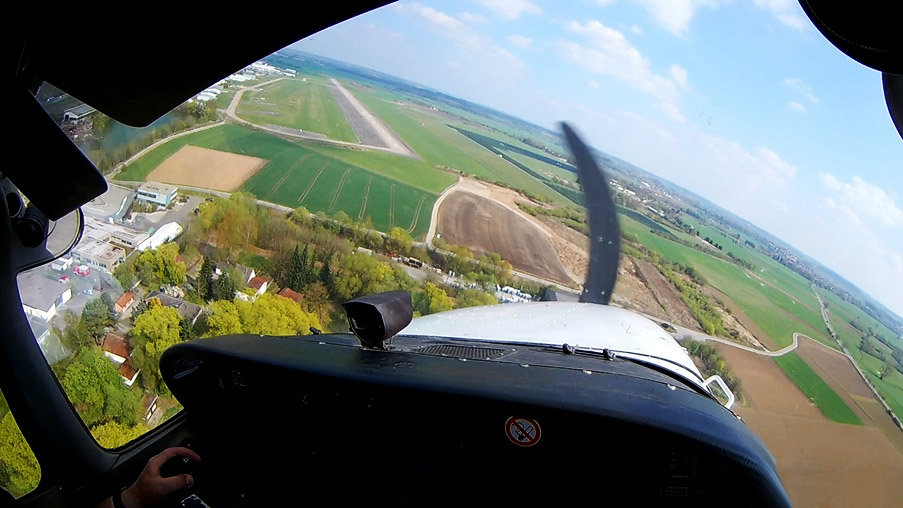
[112,56,903,505]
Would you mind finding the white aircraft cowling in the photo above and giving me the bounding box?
[400,302,708,392]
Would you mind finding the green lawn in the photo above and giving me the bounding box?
[237,77,359,143]
[774,352,863,425]
[115,124,437,237]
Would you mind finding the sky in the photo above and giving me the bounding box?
[293,0,903,317]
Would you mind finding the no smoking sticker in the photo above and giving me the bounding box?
[505,417,542,447]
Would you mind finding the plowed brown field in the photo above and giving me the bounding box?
[147,145,267,191]
[436,190,573,285]
[716,342,903,507]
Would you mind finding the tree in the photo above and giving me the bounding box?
[135,243,186,288]
[205,294,322,337]
[90,421,149,449]
[205,301,243,336]
[387,227,413,255]
[58,311,93,354]
[82,296,115,344]
[333,252,396,301]
[114,258,137,289]
[301,282,332,326]
[212,271,237,301]
[235,294,322,336]
[60,349,140,428]
[0,412,40,498]
[197,256,215,301]
[285,245,314,291]
[130,302,183,394]
[416,283,455,316]
[456,289,497,309]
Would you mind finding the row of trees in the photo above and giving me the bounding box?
[683,339,744,401]
[85,100,218,174]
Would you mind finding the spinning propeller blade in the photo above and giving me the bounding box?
[561,123,621,304]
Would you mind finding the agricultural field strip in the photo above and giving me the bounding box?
[620,213,862,421]
[329,169,352,211]
[619,214,830,348]
[117,123,439,237]
[298,163,328,203]
[359,177,373,220]
[226,77,414,157]
[408,196,427,234]
[815,290,903,429]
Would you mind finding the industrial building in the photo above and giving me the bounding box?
[71,239,126,273]
[138,222,183,252]
[136,182,179,208]
[62,103,96,121]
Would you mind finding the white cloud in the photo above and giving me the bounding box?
[393,3,526,92]
[754,0,807,30]
[476,0,541,19]
[820,173,903,227]
[698,135,798,192]
[783,77,818,104]
[629,24,644,35]
[507,34,533,48]
[597,0,618,6]
[621,111,677,146]
[632,0,720,36]
[588,80,600,90]
[457,12,488,24]
[558,20,686,122]
[789,100,805,113]
[669,64,688,90]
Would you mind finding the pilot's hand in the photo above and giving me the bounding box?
[121,447,202,508]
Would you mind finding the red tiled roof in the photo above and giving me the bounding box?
[119,360,138,381]
[115,291,134,308]
[277,287,303,303]
[102,333,130,359]
[248,276,271,290]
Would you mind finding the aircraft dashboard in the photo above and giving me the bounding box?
[159,333,791,506]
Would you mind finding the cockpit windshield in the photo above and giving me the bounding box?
[4,1,903,505]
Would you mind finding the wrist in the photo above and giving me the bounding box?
[119,486,141,508]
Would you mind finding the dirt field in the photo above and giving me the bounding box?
[147,145,267,192]
[796,337,903,453]
[633,259,700,330]
[611,257,668,321]
[716,342,903,507]
[437,190,574,286]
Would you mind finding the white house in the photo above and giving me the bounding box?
[19,272,72,322]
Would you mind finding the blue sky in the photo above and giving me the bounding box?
[294,0,903,317]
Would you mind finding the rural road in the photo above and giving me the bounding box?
[226,77,417,158]
[424,177,463,250]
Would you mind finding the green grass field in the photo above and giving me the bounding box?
[620,213,833,348]
[351,86,573,206]
[236,77,358,143]
[816,288,903,418]
[774,352,863,425]
[115,124,440,237]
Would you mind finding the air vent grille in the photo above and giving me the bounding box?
[416,345,508,360]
